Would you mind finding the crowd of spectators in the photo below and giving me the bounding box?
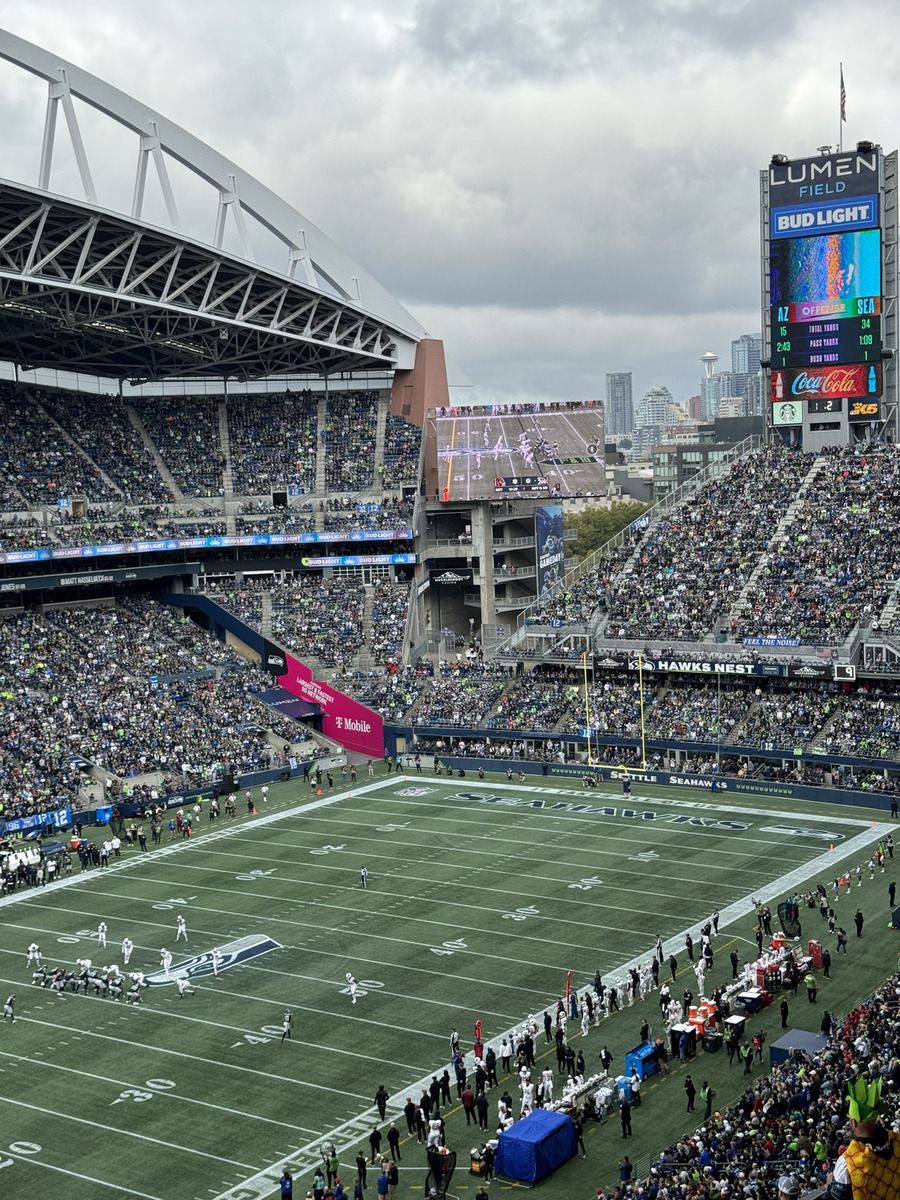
[323,391,380,491]
[380,414,422,489]
[338,666,425,724]
[526,540,640,628]
[369,580,410,663]
[0,514,51,551]
[819,691,900,762]
[487,669,580,732]
[54,512,226,546]
[213,575,367,668]
[314,655,900,771]
[603,446,815,641]
[0,382,120,505]
[321,495,414,533]
[133,396,223,497]
[234,507,316,535]
[227,391,319,495]
[39,389,171,504]
[734,448,900,647]
[414,663,511,726]
[0,601,313,799]
[737,688,840,753]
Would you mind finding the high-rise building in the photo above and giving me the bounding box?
[605,372,634,435]
[701,373,722,421]
[745,371,763,416]
[635,384,673,448]
[731,333,761,376]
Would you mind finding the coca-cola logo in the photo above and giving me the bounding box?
[771,363,879,401]
[790,367,864,396]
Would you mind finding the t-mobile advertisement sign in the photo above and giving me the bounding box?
[277,651,384,758]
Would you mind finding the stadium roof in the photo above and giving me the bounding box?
[0,29,425,382]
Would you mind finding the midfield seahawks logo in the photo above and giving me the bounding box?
[144,934,281,986]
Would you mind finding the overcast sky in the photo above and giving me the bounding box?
[0,1,895,404]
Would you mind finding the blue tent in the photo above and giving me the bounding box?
[495,1109,577,1185]
[769,1029,829,1066]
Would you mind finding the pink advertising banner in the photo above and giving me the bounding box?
[277,651,385,759]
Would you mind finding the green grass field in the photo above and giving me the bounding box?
[0,769,896,1200]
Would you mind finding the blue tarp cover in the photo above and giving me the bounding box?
[769,1029,829,1066]
[495,1108,577,1184]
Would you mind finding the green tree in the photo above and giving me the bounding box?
[565,501,649,560]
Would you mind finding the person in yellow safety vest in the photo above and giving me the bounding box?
[826,1077,900,1199]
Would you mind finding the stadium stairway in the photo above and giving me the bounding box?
[352,584,380,673]
[807,705,848,756]
[217,401,235,500]
[373,392,390,486]
[721,701,758,749]
[124,404,184,502]
[315,394,327,493]
[718,454,830,638]
[41,400,125,498]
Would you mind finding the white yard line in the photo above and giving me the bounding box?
[183,836,758,902]
[220,811,771,887]
[9,895,619,975]
[0,1093,259,1169]
[12,1008,359,1104]
[73,869,674,949]
[0,1148,167,1200]
[240,962,524,1024]
[0,779,387,916]
[0,1049,306,1132]
[0,978,406,1087]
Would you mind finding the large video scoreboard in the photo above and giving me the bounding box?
[766,148,885,423]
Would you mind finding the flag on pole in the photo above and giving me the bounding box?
[840,64,847,123]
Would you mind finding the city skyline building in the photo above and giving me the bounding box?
[635,383,674,449]
[731,333,761,377]
[605,371,634,435]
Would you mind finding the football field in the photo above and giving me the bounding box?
[0,771,893,1199]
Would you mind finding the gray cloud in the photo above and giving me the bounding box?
[0,0,894,404]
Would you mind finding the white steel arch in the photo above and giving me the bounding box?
[0,28,426,344]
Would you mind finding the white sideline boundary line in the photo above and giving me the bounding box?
[206,780,893,1200]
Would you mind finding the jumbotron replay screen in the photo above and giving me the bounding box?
[431,406,606,502]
